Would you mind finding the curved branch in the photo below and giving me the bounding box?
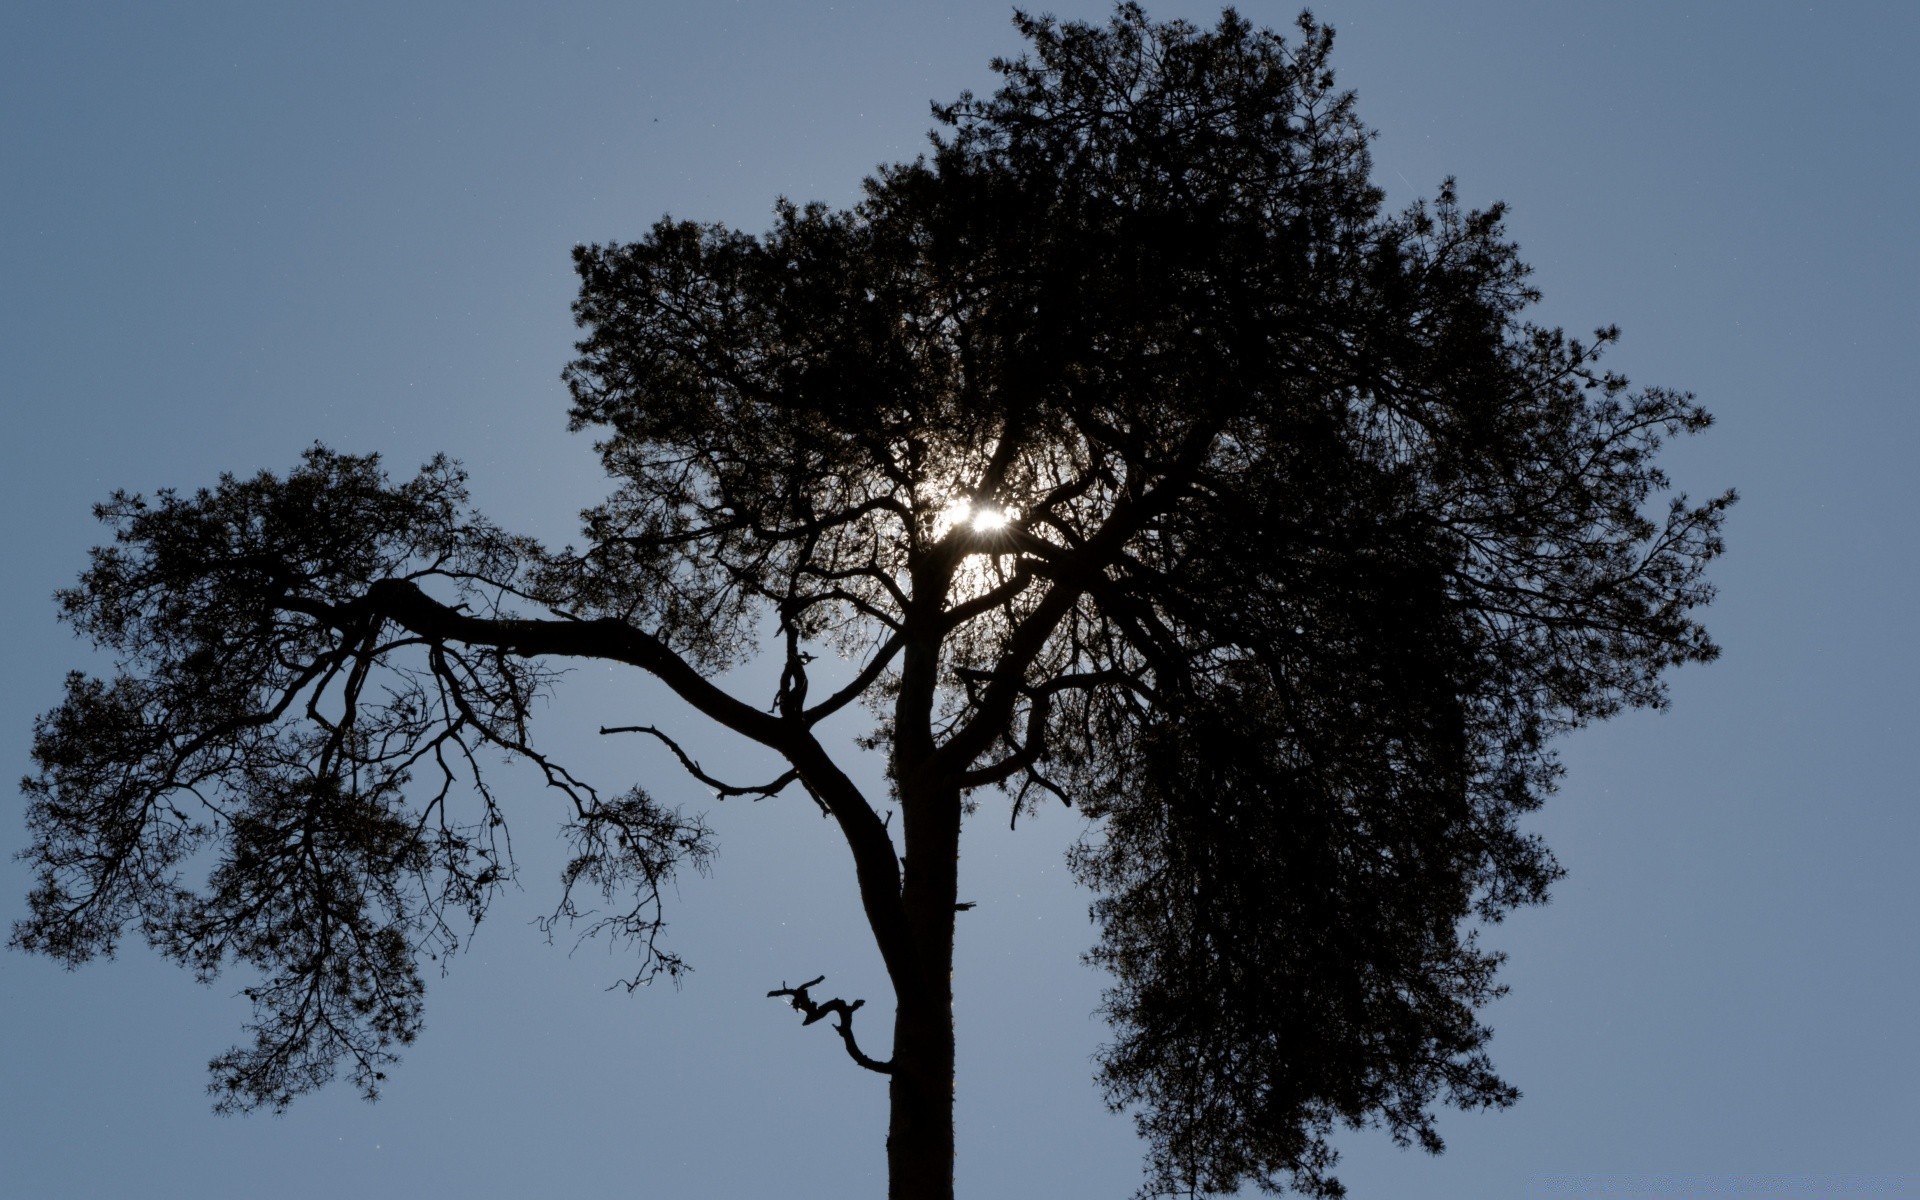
[282,579,787,750]
[955,688,1052,791]
[798,561,911,615]
[955,668,1145,790]
[599,724,800,800]
[767,974,893,1075]
[938,559,1039,634]
[801,632,906,727]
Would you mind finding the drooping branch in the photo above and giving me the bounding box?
[598,723,802,801]
[1010,770,1070,830]
[767,974,893,1075]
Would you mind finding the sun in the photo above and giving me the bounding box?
[936,498,1015,538]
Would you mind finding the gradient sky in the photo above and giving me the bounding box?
[3,3,1917,1197]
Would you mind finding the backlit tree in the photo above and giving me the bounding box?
[15,8,1730,1197]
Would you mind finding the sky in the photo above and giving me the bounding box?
[2,2,1917,1197]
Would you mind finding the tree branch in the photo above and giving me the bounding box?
[938,559,1039,633]
[284,579,918,985]
[282,579,788,750]
[801,632,906,727]
[767,974,892,1075]
[598,724,802,801]
[954,669,1144,790]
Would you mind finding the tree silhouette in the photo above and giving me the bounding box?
[14,8,1729,1198]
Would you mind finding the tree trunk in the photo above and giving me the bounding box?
[887,984,956,1199]
[886,777,961,1200]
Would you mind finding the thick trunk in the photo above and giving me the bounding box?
[885,775,961,1200]
[887,985,956,1199]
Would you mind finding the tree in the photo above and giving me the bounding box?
[13,7,1730,1197]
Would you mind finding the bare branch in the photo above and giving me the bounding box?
[598,724,800,800]
[767,974,892,1075]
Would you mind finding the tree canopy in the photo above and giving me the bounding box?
[16,7,1729,1197]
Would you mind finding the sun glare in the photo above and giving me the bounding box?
[936,498,1016,538]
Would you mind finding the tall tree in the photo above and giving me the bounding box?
[14,7,1729,1197]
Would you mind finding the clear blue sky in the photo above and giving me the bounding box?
[3,3,1916,1197]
